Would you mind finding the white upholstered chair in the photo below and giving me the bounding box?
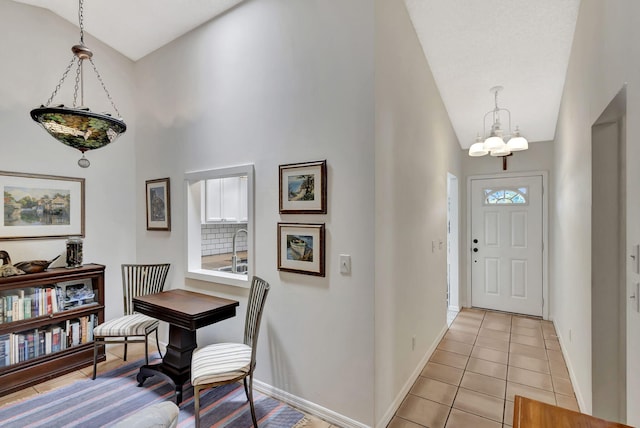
[92,263,170,379]
[191,276,270,428]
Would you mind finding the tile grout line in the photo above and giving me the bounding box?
[441,309,486,428]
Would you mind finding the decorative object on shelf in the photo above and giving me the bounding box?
[0,171,85,240]
[145,178,171,231]
[29,0,126,169]
[277,223,325,276]
[279,160,327,214]
[14,254,60,274]
[468,86,529,170]
[66,237,83,268]
[0,251,25,277]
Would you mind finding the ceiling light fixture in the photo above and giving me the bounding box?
[468,86,528,170]
[30,0,126,168]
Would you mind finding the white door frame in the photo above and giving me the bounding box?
[466,170,549,319]
[448,173,460,312]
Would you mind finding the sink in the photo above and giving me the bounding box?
[218,263,248,274]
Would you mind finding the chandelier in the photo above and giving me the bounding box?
[468,86,528,170]
[30,0,126,168]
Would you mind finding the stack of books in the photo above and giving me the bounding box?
[3,314,96,365]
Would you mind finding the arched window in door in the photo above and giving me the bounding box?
[483,187,528,205]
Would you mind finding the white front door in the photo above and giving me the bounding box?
[471,175,543,316]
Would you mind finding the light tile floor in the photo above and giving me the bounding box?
[389,308,579,428]
[0,343,337,428]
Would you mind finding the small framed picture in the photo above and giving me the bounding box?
[0,171,85,240]
[279,160,327,214]
[145,178,171,231]
[277,223,325,276]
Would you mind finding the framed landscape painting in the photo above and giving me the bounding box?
[277,223,325,276]
[0,171,84,240]
[279,160,327,214]
[146,177,171,231]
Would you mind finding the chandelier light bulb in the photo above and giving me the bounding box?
[483,135,504,151]
[506,126,529,152]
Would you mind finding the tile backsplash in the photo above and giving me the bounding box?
[201,223,248,256]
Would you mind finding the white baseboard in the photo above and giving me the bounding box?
[253,379,370,428]
[375,324,449,428]
[553,321,586,412]
[448,305,460,312]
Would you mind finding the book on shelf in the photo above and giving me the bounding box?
[47,287,59,314]
[51,326,62,353]
[88,313,95,341]
[23,297,32,320]
[13,299,20,322]
[16,334,25,363]
[37,329,45,357]
[26,331,36,360]
[45,329,52,355]
[4,295,19,322]
[0,334,9,368]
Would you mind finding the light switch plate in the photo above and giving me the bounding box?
[339,254,351,274]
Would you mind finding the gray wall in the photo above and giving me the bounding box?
[375,0,463,424]
[134,0,375,425]
[0,1,137,323]
[552,0,640,422]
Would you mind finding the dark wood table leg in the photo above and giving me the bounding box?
[136,325,197,404]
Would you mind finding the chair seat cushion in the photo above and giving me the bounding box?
[191,343,252,386]
[94,313,159,337]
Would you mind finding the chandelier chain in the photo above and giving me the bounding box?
[78,0,85,45]
[89,58,122,118]
[44,55,77,107]
[73,57,82,107]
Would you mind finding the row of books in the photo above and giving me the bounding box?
[0,314,97,367]
[0,282,95,324]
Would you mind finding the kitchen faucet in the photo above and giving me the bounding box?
[231,228,248,273]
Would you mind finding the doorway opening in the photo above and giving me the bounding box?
[591,86,626,423]
[447,173,460,326]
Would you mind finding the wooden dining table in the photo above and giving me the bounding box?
[513,395,633,428]
[133,289,239,403]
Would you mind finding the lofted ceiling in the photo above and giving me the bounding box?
[12,0,580,149]
[404,0,580,148]
[11,0,243,61]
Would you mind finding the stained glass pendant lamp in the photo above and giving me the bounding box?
[30,0,126,168]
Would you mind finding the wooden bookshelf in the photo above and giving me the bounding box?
[0,264,105,396]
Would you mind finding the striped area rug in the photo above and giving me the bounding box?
[0,356,307,428]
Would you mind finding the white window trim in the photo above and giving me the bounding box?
[184,164,254,288]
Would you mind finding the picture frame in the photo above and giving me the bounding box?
[279,160,327,214]
[277,223,325,276]
[0,171,85,240]
[145,177,171,231]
